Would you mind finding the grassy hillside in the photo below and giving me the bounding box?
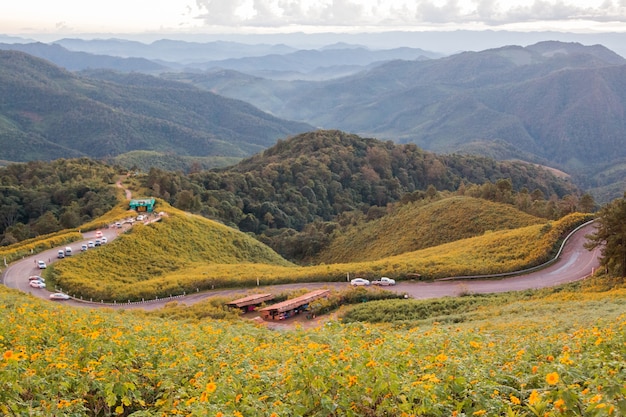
[0,277,623,416]
[46,208,590,302]
[316,196,545,263]
[48,205,293,301]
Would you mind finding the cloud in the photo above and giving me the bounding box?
[192,0,626,28]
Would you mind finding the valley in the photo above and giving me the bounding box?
[0,34,625,417]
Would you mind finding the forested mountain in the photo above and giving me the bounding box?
[194,41,626,200]
[141,130,585,260]
[0,50,312,162]
[0,159,118,245]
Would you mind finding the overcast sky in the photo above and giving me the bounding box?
[2,0,625,38]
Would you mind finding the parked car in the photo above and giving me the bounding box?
[81,244,88,251]
[87,241,95,248]
[28,275,44,281]
[49,293,70,301]
[101,237,108,244]
[115,222,122,228]
[372,277,396,286]
[29,280,46,288]
[37,260,46,269]
[57,250,65,259]
[350,278,370,286]
[95,230,103,238]
[94,239,101,246]
[136,214,145,221]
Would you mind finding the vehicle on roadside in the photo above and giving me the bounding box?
[350,278,370,286]
[81,244,88,251]
[101,237,107,244]
[28,275,44,281]
[372,277,396,286]
[65,247,72,256]
[136,214,145,221]
[95,239,101,246]
[115,222,122,228]
[37,260,46,269]
[95,230,103,238]
[87,241,95,248]
[29,280,46,288]
[49,293,70,301]
[57,250,65,259]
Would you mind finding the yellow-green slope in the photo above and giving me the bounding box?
[50,206,293,301]
[316,196,545,263]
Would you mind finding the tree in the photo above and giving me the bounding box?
[585,194,626,278]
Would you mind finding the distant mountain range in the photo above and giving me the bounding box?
[0,50,312,162]
[185,41,626,201]
[2,37,626,201]
[0,40,440,80]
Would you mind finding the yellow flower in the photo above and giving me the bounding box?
[234,412,243,417]
[589,394,602,404]
[546,372,559,385]
[347,375,358,387]
[235,393,243,403]
[554,398,566,411]
[270,414,279,417]
[435,353,448,362]
[510,394,521,405]
[528,390,540,405]
[3,350,13,360]
[206,382,217,393]
[469,341,481,349]
[472,410,486,416]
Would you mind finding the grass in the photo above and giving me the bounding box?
[45,204,591,302]
[316,196,545,263]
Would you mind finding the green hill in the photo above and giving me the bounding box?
[0,50,312,162]
[315,196,545,263]
[49,205,293,301]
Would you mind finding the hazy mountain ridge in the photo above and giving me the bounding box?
[0,42,167,73]
[0,50,313,162]
[191,41,626,200]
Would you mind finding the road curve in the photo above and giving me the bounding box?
[1,222,601,310]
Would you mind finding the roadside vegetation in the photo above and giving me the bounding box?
[45,203,590,302]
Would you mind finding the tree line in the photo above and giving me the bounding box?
[0,158,118,245]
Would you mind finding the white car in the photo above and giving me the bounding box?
[101,237,108,244]
[87,241,95,248]
[350,278,370,286]
[372,277,396,286]
[37,260,46,269]
[49,293,70,301]
[29,280,46,288]
[136,214,145,221]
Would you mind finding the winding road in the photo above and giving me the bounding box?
[1,221,601,311]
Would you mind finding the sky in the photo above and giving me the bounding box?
[1,0,626,39]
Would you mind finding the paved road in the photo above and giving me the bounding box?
[1,221,601,310]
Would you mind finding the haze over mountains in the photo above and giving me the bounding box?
[1,33,626,202]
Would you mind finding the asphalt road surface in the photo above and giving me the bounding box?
[1,221,601,311]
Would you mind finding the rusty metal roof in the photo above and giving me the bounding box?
[226,293,274,308]
[258,289,330,313]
